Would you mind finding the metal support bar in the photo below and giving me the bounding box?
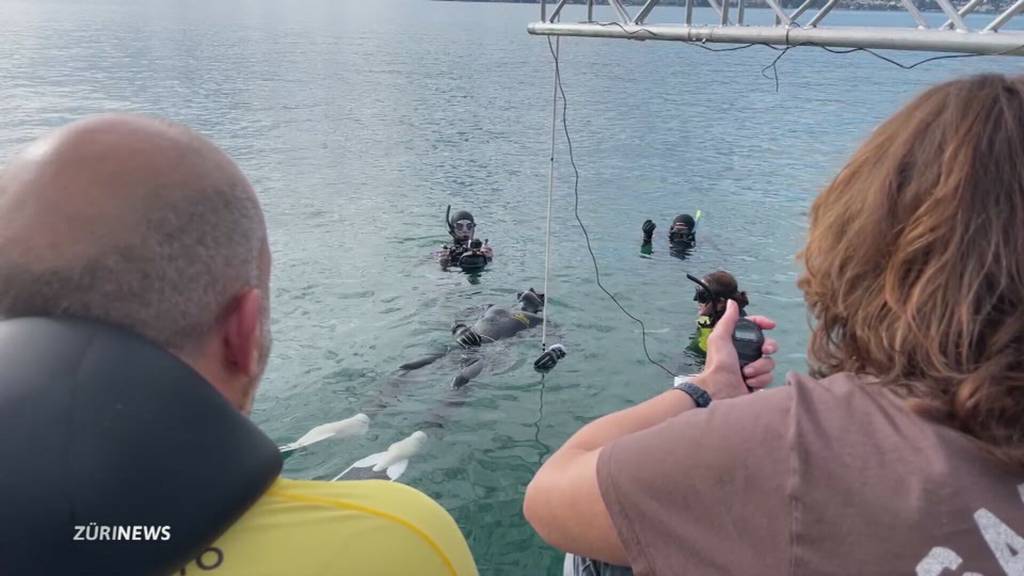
[705,0,730,25]
[788,0,817,24]
[721,0,730,25]
[685,0,693,25]
[900,0,930,28]
[549,0,568,23]
[941,0,983,29]
[527,22,1024,55]
[634,0,661,25]
[933,0,967,30]
[738,0,746,26]
[761,0,793,26]
[588,0,594,22]
[985,0,1024,31]
[807,0,839,27]
[608,0,633,23]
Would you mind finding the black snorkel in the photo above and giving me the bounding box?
[445,204,455,239]
[686,273,764,370]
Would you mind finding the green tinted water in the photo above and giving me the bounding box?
[1,1,1019,571]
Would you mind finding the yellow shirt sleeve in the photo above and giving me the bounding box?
[175,478,478,576]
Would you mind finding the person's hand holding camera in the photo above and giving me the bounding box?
[694,300,779,400]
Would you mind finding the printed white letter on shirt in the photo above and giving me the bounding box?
[976,508,1024,576]
[916,547,962,576]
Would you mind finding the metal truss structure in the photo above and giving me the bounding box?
[529,0,1024,55]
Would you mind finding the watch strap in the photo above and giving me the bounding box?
[673,379,712,408]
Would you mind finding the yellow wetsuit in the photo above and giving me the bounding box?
[174,478,478,576]
[692,315,714,355]
[690,311,747,356]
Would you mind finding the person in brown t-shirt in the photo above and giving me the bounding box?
[524,73,1024,576]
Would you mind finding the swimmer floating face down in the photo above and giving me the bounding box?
[399,288,552,387]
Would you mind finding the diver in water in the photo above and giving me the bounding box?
[437,206,493,271]
[451,288,545,349]
[640,211,700,258]
[687,270,749,357]
[399,288,565,388]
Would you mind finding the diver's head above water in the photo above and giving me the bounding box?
[673,213,695,230]
[669,213,696,244]
[690,270,748,321]
[517,288,545,313]
[448,208,476,242]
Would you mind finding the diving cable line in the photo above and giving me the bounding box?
[541,36,559,350]
[533,41,560,459]
[546,37,680,379]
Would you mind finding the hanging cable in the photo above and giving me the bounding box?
[540,26,1024,378]
[541,36,559,351]
[547,37,680,379]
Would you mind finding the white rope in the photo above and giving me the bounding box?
[541,36,559,350]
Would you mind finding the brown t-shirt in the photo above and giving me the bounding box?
[597,372,1024,576]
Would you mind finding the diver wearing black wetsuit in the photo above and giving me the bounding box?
[438,207,493,271]
[451,289,545,348]
[399,289,562,387]
[641,213,697,258]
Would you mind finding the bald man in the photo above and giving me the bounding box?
[0,114,478,576]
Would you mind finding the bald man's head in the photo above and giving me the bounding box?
[0,114,270,378]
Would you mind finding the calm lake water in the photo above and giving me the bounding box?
[1,0,1021,572]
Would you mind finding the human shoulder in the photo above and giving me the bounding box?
[193,478,477,576]
[784,370,904,420]
[268,477,456,521]
[271,478,475,557]
[782,370,954,471]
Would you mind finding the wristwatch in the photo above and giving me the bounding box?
[672,376,712,408]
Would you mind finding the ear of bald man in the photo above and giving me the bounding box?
[189,287,268,415]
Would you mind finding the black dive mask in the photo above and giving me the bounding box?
[693,286,713,303]
[689,274,716,304]
[687,274,722,323]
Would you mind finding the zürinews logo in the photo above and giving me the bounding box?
[73,524,172,541]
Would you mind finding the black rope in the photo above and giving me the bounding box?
[532,373,552,463]
[548,36,680,379]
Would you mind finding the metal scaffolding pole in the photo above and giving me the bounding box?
[985,0,1024,31]
[940,0,984,29]
[530,0,1024,56]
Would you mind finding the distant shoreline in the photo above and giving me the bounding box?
[431,0,1009,14]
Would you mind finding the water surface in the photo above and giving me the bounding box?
[1,1,1020,571]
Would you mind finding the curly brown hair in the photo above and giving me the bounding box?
[798,73,1024,466]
